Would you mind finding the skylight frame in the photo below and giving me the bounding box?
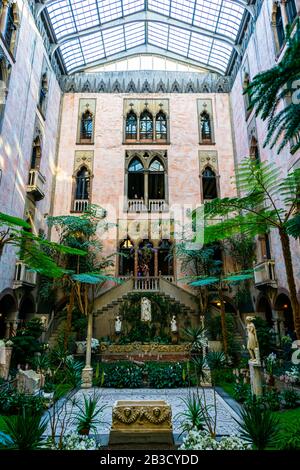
[45,0,247,74]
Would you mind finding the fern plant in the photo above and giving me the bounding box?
[246,20,300,154]
[203,158,300,339]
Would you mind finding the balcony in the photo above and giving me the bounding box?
[73,199,89,213]
[127,199,168,213]
[13,262,37,289]
[27,170,45,201]
[253,259,277,288]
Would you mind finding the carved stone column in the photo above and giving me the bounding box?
[134,247,139,277]
[4,321,11,339]
[154,243,159,277]
[81,311,93,388]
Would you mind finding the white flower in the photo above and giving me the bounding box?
[180,429,249,451]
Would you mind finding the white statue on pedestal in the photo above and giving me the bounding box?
[115,315,122,334]
[246,316,260,363]
[141,297,151,322]
[170,315,177,333]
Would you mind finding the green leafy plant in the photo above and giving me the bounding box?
[74,393,107,435]
[233,382,251,404]
[277,421,300,450]
[97,362,143,388]
[203,158,300,339]
[261,389,281,411]
[191,356,209,384]
[246,20,300,155]
[235,400,280,450]
[281,389,299,409]
[146,362,189,388]
[0,408,47,450]
[183,326,207,353]
[11,319,45,366]
[0,385,45,415]
[176,392,205,433]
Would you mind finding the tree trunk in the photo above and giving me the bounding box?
[64,287,74,349]
[218,288,228,355]
[279,229,300,339]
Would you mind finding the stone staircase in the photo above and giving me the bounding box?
[47,318,66,348]
[94,276,199,320]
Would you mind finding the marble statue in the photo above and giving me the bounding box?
[115,315,122,334]
[141,297,151,322]
[170,316,178,333]
[246,316,260,362]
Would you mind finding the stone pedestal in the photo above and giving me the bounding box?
[171,332,178,344]
[16,369,43,394]
[109,400,174,449]
[249,360,263,396]
[81,365,93,388]
[0,346,12,380]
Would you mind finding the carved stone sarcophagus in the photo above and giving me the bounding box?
[109,400,174,448]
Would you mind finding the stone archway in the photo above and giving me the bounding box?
[274,293,295,339]
[257,295,273,327]
[18,295,36,326]
[0,292,17,338]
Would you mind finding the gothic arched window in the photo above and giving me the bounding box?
[202,167,218,200]
[39,72,48,115]
[125,110,137,140]
[128,158,144,200]
[80,108,93,142]
[158,240,173,276]
[30,136,42,170]
[140,109,153,140]
[75,167,90,200]
[155,111,167,141]
[250,137,260,163]
[286,0,297,24]
[200,111,212,142]
[276,5,285,49]
[119,239,134,276]
[149,158,165,200]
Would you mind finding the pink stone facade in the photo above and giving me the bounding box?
[0,1,61,312]
[52,92,236,280]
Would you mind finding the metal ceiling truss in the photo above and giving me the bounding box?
[35,0,249,75]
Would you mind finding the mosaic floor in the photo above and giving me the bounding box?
[45,387,241,446]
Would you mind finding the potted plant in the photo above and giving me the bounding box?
[74,393,106,436]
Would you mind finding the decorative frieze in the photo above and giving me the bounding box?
[59,71,232,94]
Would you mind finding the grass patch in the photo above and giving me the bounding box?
[273,407,300,425]
[219,382,236,398]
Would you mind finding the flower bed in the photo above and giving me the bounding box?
[180,429,250,450]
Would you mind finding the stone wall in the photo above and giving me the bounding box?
[52,89,236,284]
[0,1,61,296]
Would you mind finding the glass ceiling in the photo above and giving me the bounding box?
[46,0,247,75]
